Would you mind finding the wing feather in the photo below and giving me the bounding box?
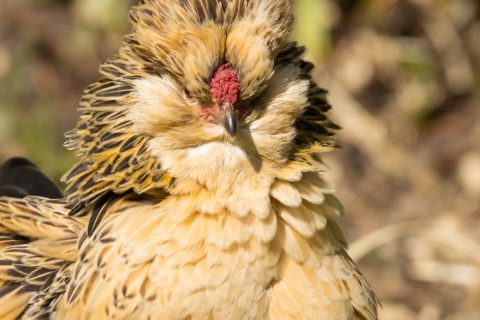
[0,196,84,318]
[270,171,378,319]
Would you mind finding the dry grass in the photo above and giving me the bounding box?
[1,0,479,319]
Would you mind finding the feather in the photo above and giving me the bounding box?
[0,0,378,318]
[0,197,84,240]
[277,221,311,264]
[275,202,317,238]
[0,283,31,320]
[87,193,119,237]
[270,180,302,208]
[270,249,378,320]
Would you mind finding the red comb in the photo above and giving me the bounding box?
[210,63,239,106]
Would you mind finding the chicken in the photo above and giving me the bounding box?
[0,0,378,319]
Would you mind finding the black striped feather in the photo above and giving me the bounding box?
[0,197,81,319]
[276,42,339,169]
[62,57,174,215]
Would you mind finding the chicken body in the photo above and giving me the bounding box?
[0,0,378,319]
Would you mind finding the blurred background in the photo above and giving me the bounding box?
[0,0,479,319]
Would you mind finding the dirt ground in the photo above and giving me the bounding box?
[1,1,479,319]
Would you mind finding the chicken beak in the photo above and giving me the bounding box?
[222,103,238,137]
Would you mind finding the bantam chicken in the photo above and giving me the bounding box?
[0,0,378,319]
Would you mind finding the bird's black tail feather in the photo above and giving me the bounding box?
[0,157,63,199]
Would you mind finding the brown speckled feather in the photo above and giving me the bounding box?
[0,197,85,319]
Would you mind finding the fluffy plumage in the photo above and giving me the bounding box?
[0,0,378,319]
